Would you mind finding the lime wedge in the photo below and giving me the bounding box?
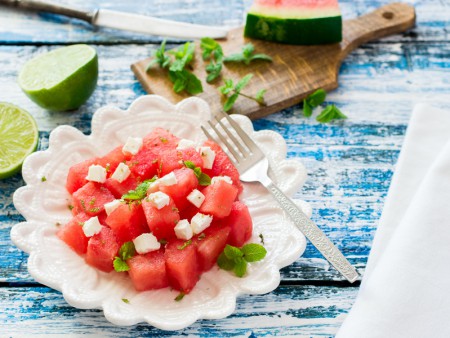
[18,44,98,112]
[0,103,39,179]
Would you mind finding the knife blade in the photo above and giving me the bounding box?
[0,0,229,39]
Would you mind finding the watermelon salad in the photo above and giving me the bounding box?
[244,0,342,45]
[58,128,257,295]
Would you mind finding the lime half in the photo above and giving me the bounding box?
[18,44,98,112]
[0,103,39,179]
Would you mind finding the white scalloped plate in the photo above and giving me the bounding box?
[10,95,309,330]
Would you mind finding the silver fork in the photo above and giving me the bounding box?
[201,112,359,283]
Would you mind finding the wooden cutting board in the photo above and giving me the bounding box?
[131,3,415,120]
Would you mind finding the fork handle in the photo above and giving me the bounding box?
[265,182,359,283]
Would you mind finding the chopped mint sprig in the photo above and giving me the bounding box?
[183,161,211,186]
[113,241,137,272]
[223,43,272,65]
[174,292,185,301]
[303,89,326,117]
[146,39,171,71]
[122,177,157,201]
[200,37,224,83]
[217,243,267,277]
[219,74,267,112]
[169,42,195,72]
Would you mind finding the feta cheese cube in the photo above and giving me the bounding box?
[191,212,213,234]
[111,162,131,183]
[211,175,233,185]
[176,138,196,150]
[187,189,205,208]
[133,233,161,254]
[104,199,122,216]
[159,172,178,186]
[147,191,170,210]
[82,216,102,237]
[198,146,216,169]
[122,137,143,155]
[174,219,193,240]
[85,164,107,183]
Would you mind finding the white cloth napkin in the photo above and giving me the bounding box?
[337,104,450,338]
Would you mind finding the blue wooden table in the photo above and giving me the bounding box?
[1,0,449,336]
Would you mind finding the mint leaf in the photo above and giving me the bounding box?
[250,53,273,63]
[200,37,224,83]
[205,62,222,83]
[303,100,313,117]
[224,244,243,260]
[122,298,130,304]
[233,257,248,277]
[255,89,267,104]
[223,53,247,64]
[169,42,195,72]
[235,74,253,93]
[217,252,235,271]
[219,79,234,95]
[223,93,239,112]
[307,89,326,107]
[183,161,196,170]
[118,241,136,261]
[175,292,185,301]
[169,69,203,95]
[316,105,347,123]
[223,43,271,65]
[122,178,157,201]
[242,243,267,262]
[146,40,170,71]
[113,257,129,272]
[198,172,211,186]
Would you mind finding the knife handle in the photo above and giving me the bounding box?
[0,0,98,24]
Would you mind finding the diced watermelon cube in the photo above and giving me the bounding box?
[157,149,183,176]
[128,250,169,291]
[104,174,139,199]
[72,182,115,216]
[85,227,120,273]
[142,197,180,240]
[127,148,159,180]
[99,146,129,174]
[179,203,200,222]
[199,181,238,218]
[195,223,231,272]
[105,202,149,243]
[66,158,97,194]
[57,213,90,255]
[165,239,199,293]
[160,168,198,211]
[202,140,243,195]
[225,201,253,247]
[143,128,179,151]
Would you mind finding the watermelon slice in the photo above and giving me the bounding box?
[142,197,180,240]
[199,180,238,218]
[225,201,253,247]
[195,224,231,272]
[244,0,342,45]
[159,168,198,211]
[85,226,120,273]
[72,182,115,217]
[105,202,149,243]
[57,213,90,255]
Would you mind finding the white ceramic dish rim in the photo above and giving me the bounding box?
[10,95,309,330]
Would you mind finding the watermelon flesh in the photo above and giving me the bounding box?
[200,180,238,218]
[195,224,231,272]
[105,202,149,243]
[72,182,115,217]
[85,227,120,273]
[245,0,342,45]
[128,250,169,291]
[142,197,180,240]
[57,213,90,255]
[225,201,253,247]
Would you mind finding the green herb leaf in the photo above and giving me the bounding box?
[306,89,327,107]
[235,74,253,93]
[255,89,267,104]
[122,179,156,201]
[118,241,136,261]
[223,93,239,112]
[316,105,347,123]
[169,42,195,72]
[201,37,224,82]
[122,298,130,304]
[41,176,47,182]
[113,257,129,272]
[174,292,185,301]
[219,79,234,95]
[177,239,192,250]
[224,244,243,260]
[205,62,223,83]
[217,252,235,271]
[223,43,271,65]
[242,243,267,262]
[233,257,248,277]
[183,161,196,169]
[169,69,203,95]
[146,40,171,72]
[303,100,313,117]
[250,53,273,63]
[223,53,247,64]
[198,172,211,186]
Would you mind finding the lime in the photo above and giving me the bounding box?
[18,44,98,112]
[0,103,39,179]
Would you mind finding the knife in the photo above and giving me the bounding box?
[0,0,229,39]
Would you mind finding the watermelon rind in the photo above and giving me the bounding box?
[244,12,342,45]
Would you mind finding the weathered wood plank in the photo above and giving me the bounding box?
[1,285,356,336]
[1,40,449,282]
[0,0,448,44]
